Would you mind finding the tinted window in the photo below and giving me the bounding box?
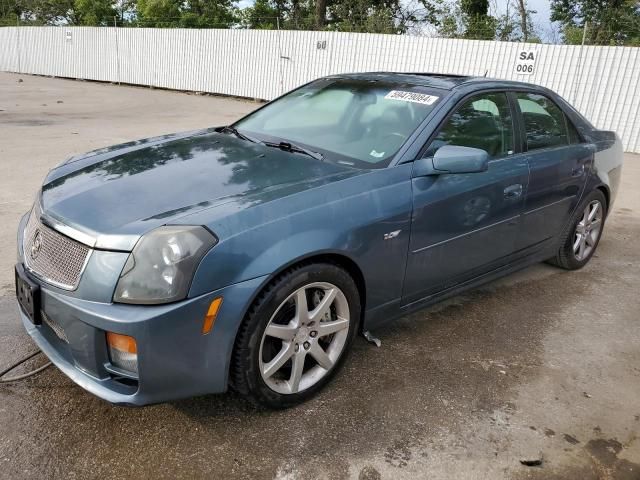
[517,93,569,150]
[425,92,514,159]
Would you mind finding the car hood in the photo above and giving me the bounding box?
[40,129,361,251]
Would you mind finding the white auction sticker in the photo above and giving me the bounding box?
[385,90,439,105]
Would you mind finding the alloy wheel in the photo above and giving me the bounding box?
[573,200,603,261]
[258,282,350,395]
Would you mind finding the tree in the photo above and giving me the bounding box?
[136,0,238,27]
[181,0,238,27]
[315,0,326,27]
[493,0,538,41]
[3,0,134,25]
[239,0,315,29]
[551,0,640,45]
[136,0,181,26]
[239,0,280,28]
[74,0,116,25]
[12,0,76,24]
[0,0,18,25]
[329,0,404,33]
[515,0,527,41]
[460,0,496,39]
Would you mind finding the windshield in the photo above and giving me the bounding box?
[234,78,443,169]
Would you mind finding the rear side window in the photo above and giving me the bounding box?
[516,93,570,150]
[425,92,514,159]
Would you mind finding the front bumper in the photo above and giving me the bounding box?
[19,271,267,406]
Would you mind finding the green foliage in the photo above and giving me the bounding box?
[136,0,238,27]
[181,0,238,27]
[437,13,460,37]
[74,0,116,25]
[0,0,545,44]
[8,0,76,24]
[239,0,416,33]
[0,0,16,24]
[562,24,585,44]
[239,0,280,29]
[464,13,496,39]
[433,0,501,40]
[136,0,181,26]
[494,0,538,42]
[329,0,403,33]
[460,0,487,18]
[551,0,640,45]
[459,0,495,39]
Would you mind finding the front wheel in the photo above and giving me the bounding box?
[232,263,360,408]
[549,190,607,270]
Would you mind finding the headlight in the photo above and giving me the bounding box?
[113,226,217,304]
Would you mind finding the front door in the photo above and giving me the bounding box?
[403,91,529,304]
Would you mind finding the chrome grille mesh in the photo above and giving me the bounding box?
[23,205,91,290]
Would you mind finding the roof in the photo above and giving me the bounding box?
[329,72,539,91]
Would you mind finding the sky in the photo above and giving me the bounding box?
[528,0,552,24]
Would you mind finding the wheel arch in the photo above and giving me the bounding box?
[256,251,368,329]
[596,184,610,214]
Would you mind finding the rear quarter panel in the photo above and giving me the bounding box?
[592,132,623,209]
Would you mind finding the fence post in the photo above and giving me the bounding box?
[114,16,121,85]
[276,17,284,94]
[16,14,21,73]
[571,21,588,104]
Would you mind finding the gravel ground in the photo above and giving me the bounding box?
[0,72,639,480]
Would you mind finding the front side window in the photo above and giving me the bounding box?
[235,79,443,169]
[424,92,514,159]
[516,92,569,150]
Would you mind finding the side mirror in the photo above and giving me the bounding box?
[413,145,489,176]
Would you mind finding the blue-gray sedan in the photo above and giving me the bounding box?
[15,73,623,408]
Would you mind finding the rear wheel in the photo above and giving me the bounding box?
[549,190,607,270]
[232,263,360,408]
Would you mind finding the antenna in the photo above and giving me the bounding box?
[484,70,488,77]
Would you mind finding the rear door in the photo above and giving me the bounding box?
[513,92,593,251]
[402,91,529,304]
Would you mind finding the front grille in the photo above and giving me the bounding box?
[23,205,91,290]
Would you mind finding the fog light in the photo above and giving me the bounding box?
[106,332,138,375]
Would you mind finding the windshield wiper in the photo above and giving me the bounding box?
[218,126,263,144]
[263,141,324,161]
[220,127,324,161]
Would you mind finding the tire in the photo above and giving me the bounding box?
[231,262,361,409]
[548,189,607,270]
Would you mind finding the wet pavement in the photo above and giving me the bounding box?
[1,73,639,479]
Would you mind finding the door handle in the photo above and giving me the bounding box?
[504,184,523,199]
[571,164,586,177]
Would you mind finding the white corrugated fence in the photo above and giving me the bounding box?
[1,26,639,152]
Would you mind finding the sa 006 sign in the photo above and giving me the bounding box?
[515,50,537,75]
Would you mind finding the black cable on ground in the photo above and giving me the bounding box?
[0,350,52,383]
